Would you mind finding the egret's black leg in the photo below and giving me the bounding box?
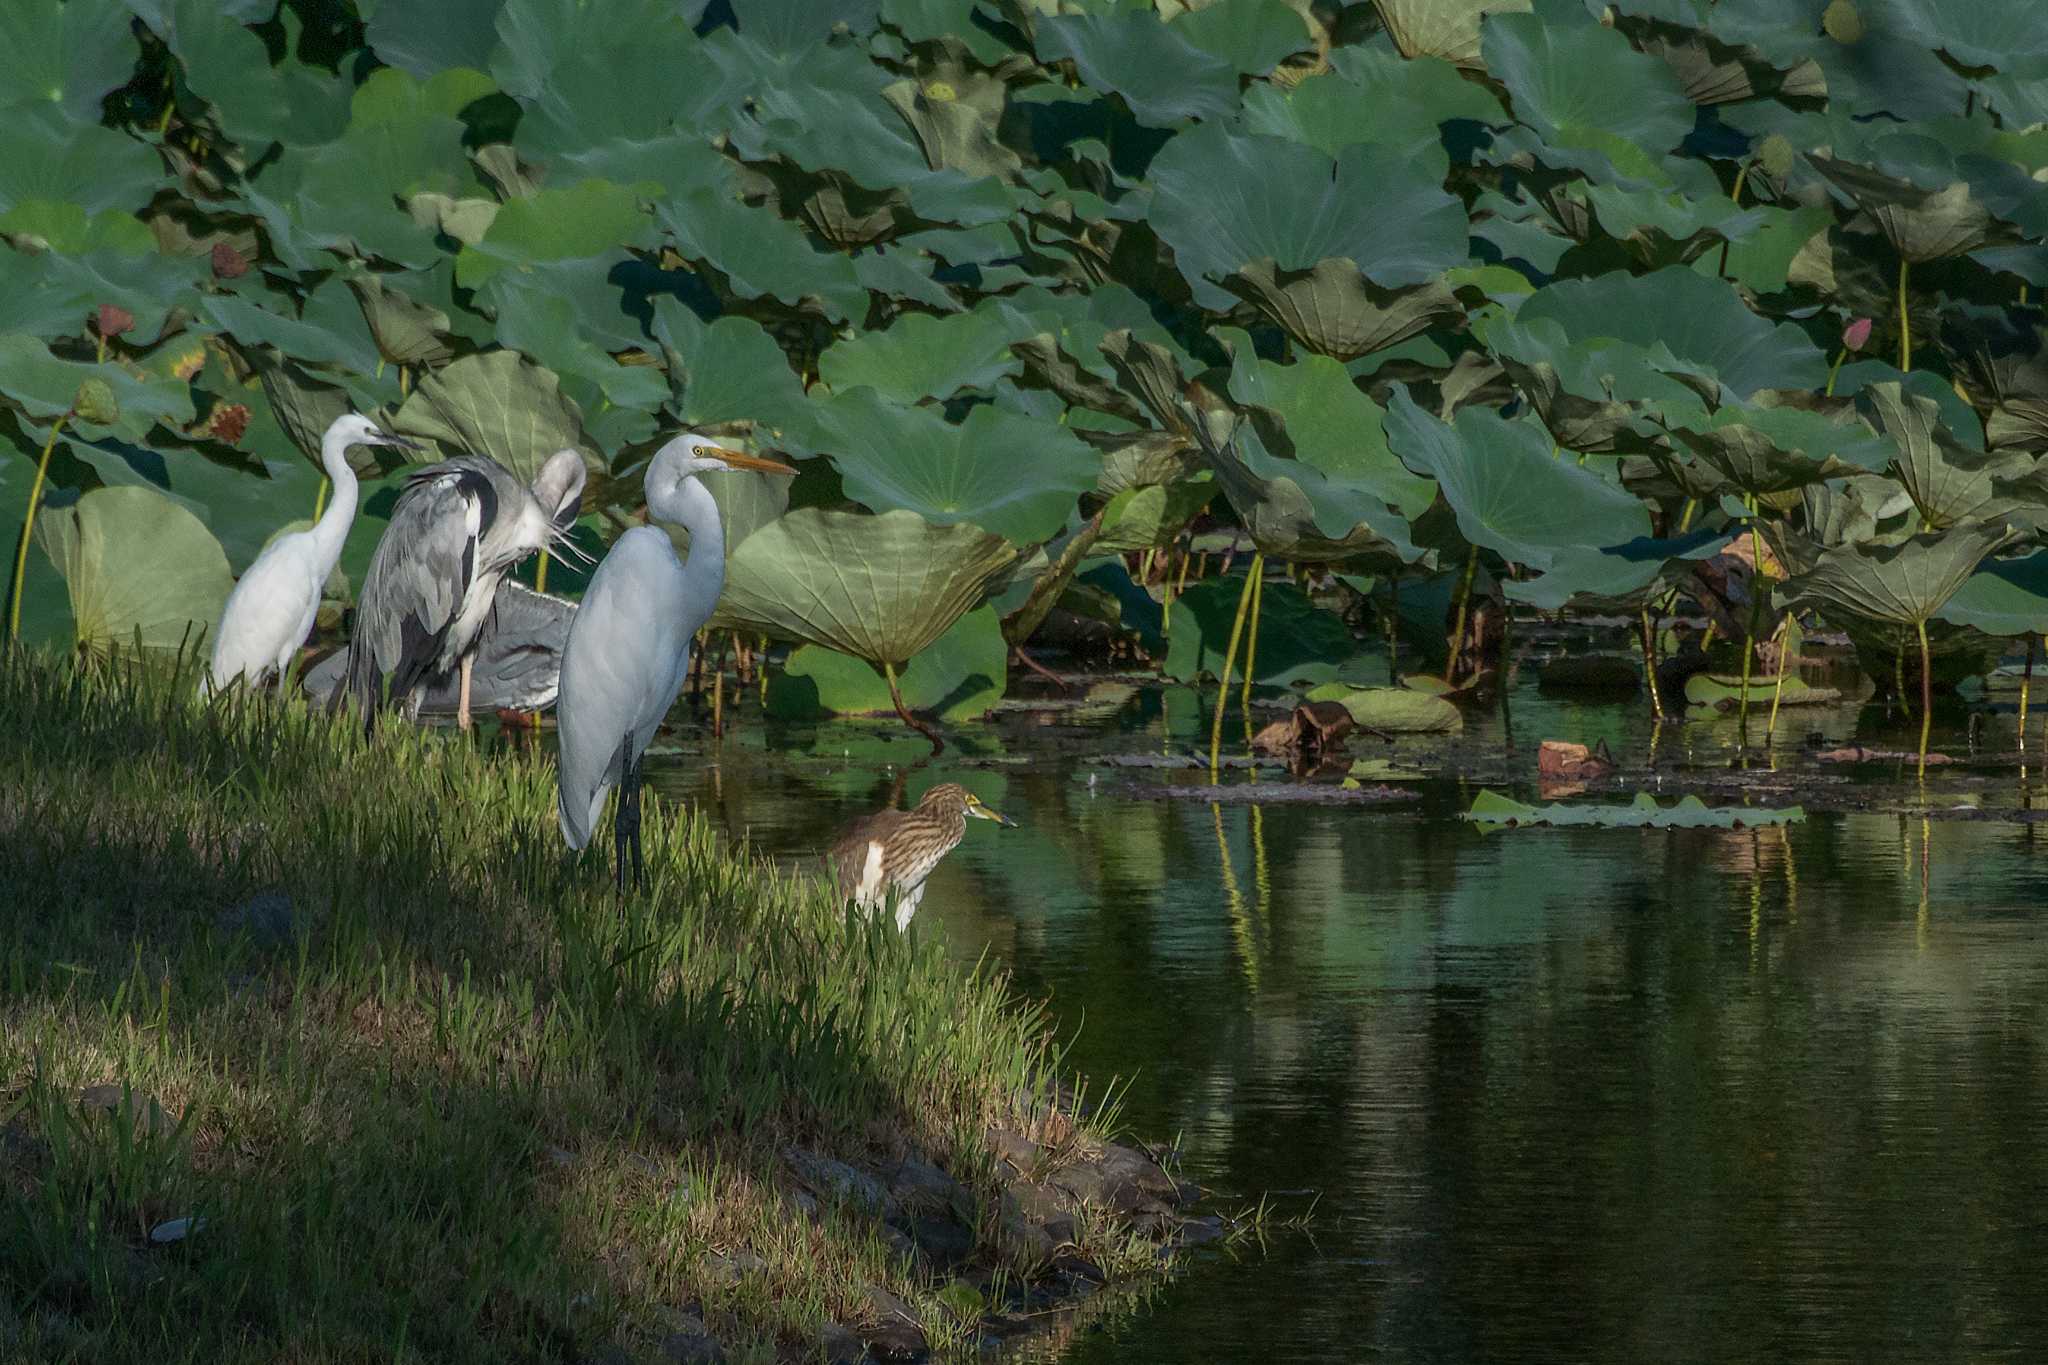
[611,755,630,896]
[626,749,647,892]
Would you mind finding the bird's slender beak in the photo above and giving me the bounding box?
[704,446,797,476]
[373,430,423,450]
[969,801,1016,828]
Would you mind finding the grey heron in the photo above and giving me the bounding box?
[556,434,795,890]
[827,784,1015,931]
[340,447,587,734]
[202,413,416,695]
[302,580,576,717]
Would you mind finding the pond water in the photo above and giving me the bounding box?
[644,660,2048,1364]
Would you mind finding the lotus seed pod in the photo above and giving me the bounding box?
[1758,134,1794,181]
[72,377,119,426]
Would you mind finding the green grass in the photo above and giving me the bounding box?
[0,645,1124,1363]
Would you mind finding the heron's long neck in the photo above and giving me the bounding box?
[307,431,359,571]
[653,472,725,601]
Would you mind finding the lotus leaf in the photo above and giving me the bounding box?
[203,290,384,380]
[812,390,1097,545]
[657,187,866,323]
[369,0,507,79]
[1481,2,1694,158]
[1879,0,2048,81]
[1225,262,1465,364]
[0,244,202,348]
[771,604,1006,721]
[1465,789,1803,828]
[1373,0,1532,68]
[1189,402,1422,564]
[1935,552,2048,637]
[818,305,1028,402]
[136,0,353,147]
[345,272,457,368]
[32,484,232,657]
[1869,381,2033,530]
[659,314,815,449]
[1242,46,1503,167]
[1666,403,1890,496]
[1,105,162,219]
[710,506,1018,665]
[879,0,1016,65]
[455,179,649,287]
[1032,11,1239,127]
[482,258,672,414]
[1095,480,1218,554]
[1148,123,1468,312]
[879,61,1023,182]
[0,336,193,446]
[1777,519,2018,629]
[1683,673,1841,709]
[0,0,138,121]
[1302,683,1464,733]
[1164,576,1356,687]
[1506,524,1734,610]
[1809,150,2012,266]
[391,351,593,484]
[1385,388,1651,571]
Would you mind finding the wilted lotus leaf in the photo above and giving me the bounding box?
[1666,401,1890,496]
[880,63,1024,181]
[392,350,594,484]
[1777,519,2020,629]
[1094,479,1218,554]
[1808,134,2022,265]
[1384,386,1651,571]
[1484,316,1701,452]
[1934,551,2048,637]
[1867,382,2035,530]
[346,272,456,368]
[1148,123,1467,312]
[813,389,1098,545]
[1099,330,1199,437]
[34,485,232,657]
[710,507,1018,665]
[1942,309,2048,456]
[253,358,391,478]
[1373,0,1531,69]
[1224,261,1465,363]
[1087,430,1203,498]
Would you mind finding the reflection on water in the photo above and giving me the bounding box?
[645,681,2048,1364]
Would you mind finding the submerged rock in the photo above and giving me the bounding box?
[860,1286,928,1363]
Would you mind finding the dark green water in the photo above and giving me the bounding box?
[648,677,2048,1363]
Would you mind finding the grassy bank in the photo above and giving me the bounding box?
[0,647,1175,1363]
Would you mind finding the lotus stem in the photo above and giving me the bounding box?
[1176,546,1193,594]
[1738,500,1764,740]
[1716,162,1750,280]
[1445,546,1479,684]
[1916,617,1932,780]
[399,363,411,396]
[1896,641,1907,717]
[1766,613,1792,743]
[2022,635,2036,753]
[1208,558,1260,777]
[534,551,548,596]
[1897,258,1912,372]
[1736,620,1755,742]
[883,658,943,755]
[758,636,769,705]
[8,415,69,641]
[1641,607,1664,720]
[1825,348,1847,397]
[313,475,329,523]
[1239,554,1266,712]
[1386,577,1400,685]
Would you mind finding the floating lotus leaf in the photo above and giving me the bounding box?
[1666,402,1890,496]
[1303,682,1464,733]
[1032,10,1239,126]
[771,604,1006,721]
[1148,122,1468,312]
[454,179,649,287]
[1935,551,2048,637]
[1683,673,1841,709]
[710,506,1018,665]
[818,305,1028,402]
[1372,0,1531,69]
[391,350,593,483]
[1481,3,1694,157]
[1220,331,1435,519]
[1223,262,1465,363]
[1164,576,1357,686]
[812,389,1098,545]
[1777,519,2019,628]
[33,485,232,657]
[1385,387,1651,571]
[1466,789,1803,829]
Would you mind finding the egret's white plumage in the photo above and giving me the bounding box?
[555,434,794,887]
[203,413,412,695]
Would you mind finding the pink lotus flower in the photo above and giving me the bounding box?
[1842,317,1873,352]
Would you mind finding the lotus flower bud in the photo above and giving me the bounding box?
[91,304,135,339]
[211,241,248,279]
[1842,317,1873,352]
[73,377,119,426]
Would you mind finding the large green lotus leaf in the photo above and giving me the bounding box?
[1032,10,1239,127]
[1666,403,1891,495]
[1171,0,1311,75]
[1505,524,1734,611]
[1303,682,1464,732]
[1372,0,1531,68]
[135,0,352,148]
[1149,123,1467,311]
[1221,335,1435,519]
[1095,479,1218,554]
[455,180,649,287]
[488,0,722,165]
[33,484,231,657]
[1868,381,2033,530]
[1935,552,2048,637]
[292,98,481,267]
[880,0,1016,64]
[1778,520,2019,628]
[1225,262,1465,364]
[368,0,506,78]
[391,350,592,483]
[0,335,193,445]
[817,305,1026,403]
[656,188,865,323]
[1515,267,1827,398]
[1164,575,1356,687]
[1577,182,1772,265]
[1466,789,1802,830]
[0,0,138,121]
[1483,318,1700,453]
[770,604,1006,721]
[1481,2,1694,157]
[1694,201,1835,295]
[1384,387,1650,571]
[472,256,669,414]
[0,241,204,346]
[659,314,816,448]
[0,105,161,217]
[59,435,323,578]
[1880,0,2048,74]
[710,506,1018,664]
[202,289,384,379]
[812,390,1097,545]
[1242,46,1503,167]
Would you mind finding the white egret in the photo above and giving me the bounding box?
[556,434,795,889]
[202,413,416,696]
[341,448,588,734]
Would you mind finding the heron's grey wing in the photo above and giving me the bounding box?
[300,648,346,705]
[412,583,576,715]
[341,463,495,730]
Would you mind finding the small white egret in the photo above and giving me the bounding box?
[556,434,795,889]
[203,413,416,695]
[342,448,588,733]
